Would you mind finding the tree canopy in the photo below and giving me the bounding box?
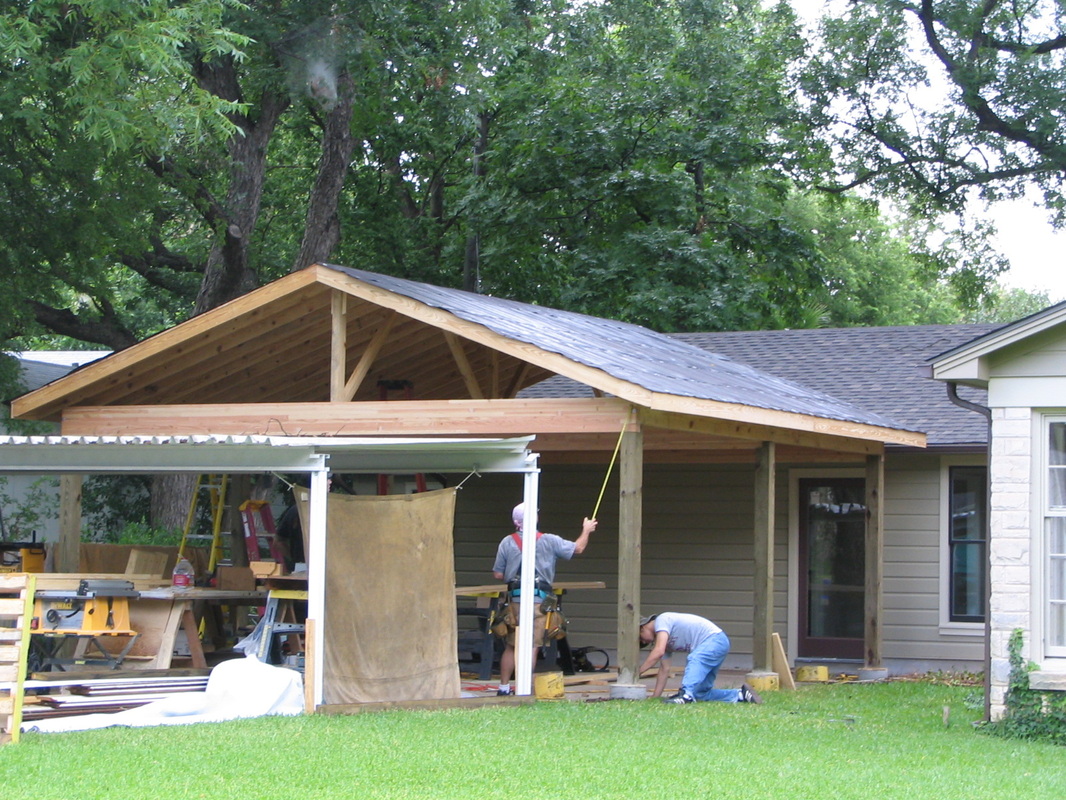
[0,0,1045,359]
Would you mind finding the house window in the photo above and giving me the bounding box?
[1046,422,1066,652]
[948,466,986,623]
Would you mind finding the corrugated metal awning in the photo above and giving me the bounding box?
[0,434,536,474]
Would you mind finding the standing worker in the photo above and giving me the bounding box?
[638,612,763,704]
[492,503,597,696]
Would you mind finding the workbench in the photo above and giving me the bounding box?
[455,581,606,680]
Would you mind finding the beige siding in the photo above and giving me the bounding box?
[451,454,984,674]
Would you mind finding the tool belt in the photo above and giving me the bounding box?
[506,577,553,598]
[489,589,567,641]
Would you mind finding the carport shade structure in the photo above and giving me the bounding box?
[0,433,539,704]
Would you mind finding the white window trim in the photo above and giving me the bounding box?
[1039,414,1066,661]
[938,455,987,636]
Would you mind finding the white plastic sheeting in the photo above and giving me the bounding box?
[23,656,304,734]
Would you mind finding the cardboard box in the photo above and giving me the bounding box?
[249,561,285,579]
[217,565,257,591]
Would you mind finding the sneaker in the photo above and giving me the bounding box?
[738,683,763,704]
[496,687,513,696]
[662,690,695,704]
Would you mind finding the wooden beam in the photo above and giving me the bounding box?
[639,408,891,455]
[864,453,885,668]
[751,442,775,673]
[342,312,398,401]
[61,397,635,437]
[56,475,82,573]
[443,331,484,399]
[616,416,643,685]
[330,291,347,402]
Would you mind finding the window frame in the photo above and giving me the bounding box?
[939,456,987,635]
[1042,417,1066,659]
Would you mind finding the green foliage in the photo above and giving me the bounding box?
[80,475,154,539]
[984,628,1066,745]
[102,519,183,547]
[803,0,1066,221]
[964,285,1055,323]
[0,475,58,541]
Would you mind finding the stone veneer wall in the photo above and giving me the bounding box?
[988,406,1034,719]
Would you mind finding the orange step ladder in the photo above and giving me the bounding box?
[239,500,285,564]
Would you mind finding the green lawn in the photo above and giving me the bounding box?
[3,681,1061,800]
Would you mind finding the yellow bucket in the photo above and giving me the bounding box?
[796,665,830,683]
[534,671,565,700]
[746,673,779,693]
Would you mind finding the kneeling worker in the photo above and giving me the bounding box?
[638,612,763,704]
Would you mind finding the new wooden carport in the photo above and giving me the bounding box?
[10,263,925,696]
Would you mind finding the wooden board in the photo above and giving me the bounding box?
[0,574,36,744]
[772,632,796,691]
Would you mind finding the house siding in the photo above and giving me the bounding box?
[453,455,985,677]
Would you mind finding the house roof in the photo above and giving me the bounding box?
[931,300,1066,386]
[10,264,921,447]
[524,324,1000,449]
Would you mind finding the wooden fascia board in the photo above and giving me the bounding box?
[11,269,322,421]
[60,397,638,438]
[638,407,910,453]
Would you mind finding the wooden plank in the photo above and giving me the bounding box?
[771,633,795,691]
[443,331,485,399]
[751,442,775,673]
[62,397,635,437]
[304,617,316,714]
[342,312,398,401]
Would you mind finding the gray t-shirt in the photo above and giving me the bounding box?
[493,531,576,584]
[653,612,723,654]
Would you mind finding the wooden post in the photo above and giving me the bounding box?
[330,291,347,402]
[751,442,775,674]
[56,474,82,573]
[616,419,643,685]
[864,452,885,670]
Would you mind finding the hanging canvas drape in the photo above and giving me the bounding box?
[300,487,460,704]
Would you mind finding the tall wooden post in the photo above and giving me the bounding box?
[863,452,886,675]
[751,442,776,674]
[330,291,347,402]
[56,474,82,573]
[616,420,643,685]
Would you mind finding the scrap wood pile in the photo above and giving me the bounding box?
[23,669,209,721]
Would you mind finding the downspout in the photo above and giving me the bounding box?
[945,382,993,723]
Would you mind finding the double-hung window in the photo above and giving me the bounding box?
[1045,420,1066,656]
[948,466,986,624]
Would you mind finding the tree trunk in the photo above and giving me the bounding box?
[150,473,197,535]
[462,112,491,293]
[294,71,358,271]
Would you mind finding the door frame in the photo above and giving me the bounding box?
[787,468,865,663]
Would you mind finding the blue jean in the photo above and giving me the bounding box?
[681,632,741,702]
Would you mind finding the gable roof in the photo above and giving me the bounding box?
[523,324,998,449]
[11,264,921,447]
[931,300,1066,386]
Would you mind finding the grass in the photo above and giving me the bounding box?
[3,681,1063,800]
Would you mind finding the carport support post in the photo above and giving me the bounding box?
[307,464,331,710]
[616,420,643,685]
[56,474,82,573]
[861,452,887,681]
[515,463,540,696]
[748,442,777,685]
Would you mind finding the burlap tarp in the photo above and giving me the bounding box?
[298,488,460,705]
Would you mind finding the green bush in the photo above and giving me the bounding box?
[985,628,1066,745]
